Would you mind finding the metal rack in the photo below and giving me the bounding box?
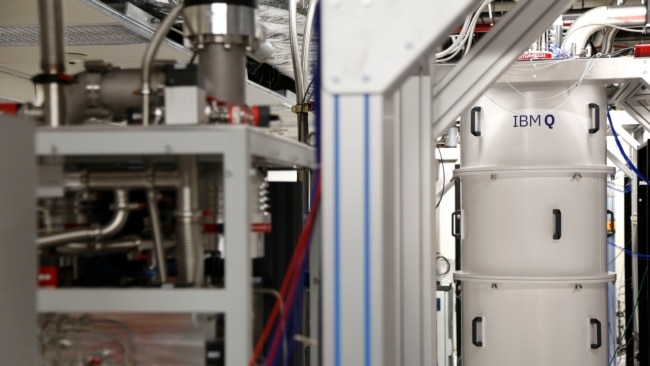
[35,124,315,366]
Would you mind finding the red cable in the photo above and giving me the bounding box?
[265,239,310,365]
[249,182,321,365]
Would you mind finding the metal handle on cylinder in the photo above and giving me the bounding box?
[590,318,602,349]
[472,316,483,347]
[451,210,461,238]
[588,103,600,134]
[553,209,562,240]
[471,106,482,137]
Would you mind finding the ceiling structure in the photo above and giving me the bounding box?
[0,0,645,111]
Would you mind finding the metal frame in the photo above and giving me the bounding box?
[320,0,585,364]
[0,117,36,364]
[35,125,315,366]
[321,71,436,365]
[432,0,576,138]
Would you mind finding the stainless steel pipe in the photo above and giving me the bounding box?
[38,190,131,248]
[199,44,247,105]
[55,238,174,255]
[38,0,64,75]
[563,6,645,57]
[38,0,66,127]
[147,190,168,283]
[63,171,180,190]
[176,156,203,286]
[141,2,184,126]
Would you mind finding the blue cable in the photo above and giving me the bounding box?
[271,234,312,366]
[607,241,650,260]
[607,110,650,184]
[607,184,631,194]
[436,147,445,208]
[280,248,310,366]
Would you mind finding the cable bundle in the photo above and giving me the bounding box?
[249,179,321,366]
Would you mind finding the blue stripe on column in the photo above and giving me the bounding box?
[334,94,341,366]
[364,94,371,366]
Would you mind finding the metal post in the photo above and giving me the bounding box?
[176,156,202,286]
[147,189,168,283]
[37,0,65,127]
[224,131,252,365]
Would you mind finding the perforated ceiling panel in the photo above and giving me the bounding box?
[0,25,148,46]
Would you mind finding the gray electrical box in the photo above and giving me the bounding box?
[0,115,36,364]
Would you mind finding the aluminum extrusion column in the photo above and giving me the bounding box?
[454,62,615,366]
[320,0,482,364]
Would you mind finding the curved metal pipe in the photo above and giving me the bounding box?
[38,190,130,248]
[562,6,645,57]
[55,238,175,255]
[289,0,304,105]
[141,2,184,126]
[301,0,318,91]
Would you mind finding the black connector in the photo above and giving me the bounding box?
[184,0,258,8]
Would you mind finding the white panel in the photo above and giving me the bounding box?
[458,167,611,276]
[322,0,479,93]
[459,276,612,366]
[460,83,607,168]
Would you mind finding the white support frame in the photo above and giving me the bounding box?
[35,125,315,366]
[320,1,592,364]
[321,71,436,365]
[432,0,576,138]
[0,117,36,364]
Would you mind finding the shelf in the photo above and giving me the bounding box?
[36,125,316,169]
[37,288,229,313]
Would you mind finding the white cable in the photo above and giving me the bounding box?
[436,0,491,60]
[506,58,573,71]
[485,56,600,115]
[464,0,492,56]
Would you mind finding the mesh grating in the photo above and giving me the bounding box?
[0,24,148,46]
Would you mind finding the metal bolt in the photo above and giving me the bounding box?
[405,40,414,50]
[331,74,340,83]
[362,74,370,82]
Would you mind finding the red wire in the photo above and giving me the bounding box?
[248,182,321,366]
[265,223,312,365]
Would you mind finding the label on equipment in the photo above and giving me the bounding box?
[517,51,553,61]
[513,114,555,129]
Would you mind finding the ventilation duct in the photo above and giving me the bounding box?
[562,5,646,57]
